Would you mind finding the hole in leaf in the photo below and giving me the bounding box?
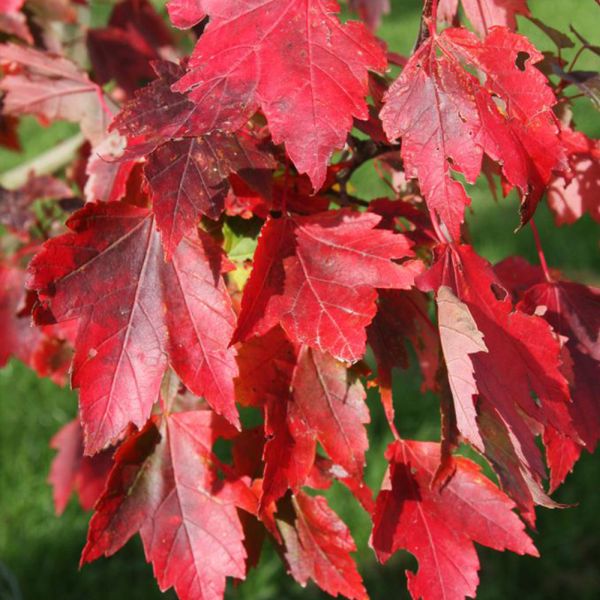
[515,51,530,71]
[490,282,507,301]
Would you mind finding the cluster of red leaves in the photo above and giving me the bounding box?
[0,1,599,600]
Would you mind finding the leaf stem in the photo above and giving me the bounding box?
[416,0,438,49]
[530,219,553,282]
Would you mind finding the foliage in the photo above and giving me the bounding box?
[0,1,599,600]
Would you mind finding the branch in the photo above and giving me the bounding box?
[0,133,85,189]
[336,136,401,202]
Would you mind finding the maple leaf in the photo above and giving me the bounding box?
[0,261,74,382]
[290,346,369,482]
[231,216,296,345]
[28,201,239,454]
[419,244,575,522]
[278,211,421,361]
[167,0,207,29]
[0,0,32,44]
[367,289,440,431]
[0,44,116,145]
[145,132,275,258]
[348,0,390,31]
[381,27,563,240]
[82,410,252,600]
[494,257,599,490]
[87,0,174,96]
[49,419,113,515]
[84,133,137,204]
[278,491,367,600]
[0,175,73,236]
[173,0,387,189]
[110,61,276,253]
[372,440,537,600]
[110,61,202,150]
[438,0,530,37]
[235,327,314,508]
[519,280,600,489]
[236,330,370,506]
[0,262,42,369]
[547,130,600,225]
[234,210,419,362]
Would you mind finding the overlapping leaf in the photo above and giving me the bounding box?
[0,44,115,144]
[167,0,207,29]
[420,244,575,522]
[145,132,274,258]
[28,201,239,453]
[234,210,419,362]
[173,0,387,189]
[236,327,313,508]
[547,129,600,225]
[438,0,530,37]
[236,328,370,507]
[520,279,600,489]
[372,440,537,600]
[278,491,367,600]
[381,27,564,240]
[49,419,113,515]
[82,410,252,600]
[109,60,275,257]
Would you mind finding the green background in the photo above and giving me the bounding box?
[1,1,598,599]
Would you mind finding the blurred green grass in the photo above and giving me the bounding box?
[0,0,599,599]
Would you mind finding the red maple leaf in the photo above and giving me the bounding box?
[381,27,564,240]
[28,201,239,454]
[438,0,530,37]
[520,279,600,489]
[82,410,253,600]
[236,328,370,507]
[348,0,391,31]
[372,440,537,600]
[234,210,419,362]
[173,0,387,189]
[49,419,113,515]
[0,43,116,144]
[87,0,173,97]
[0,0,31,44]
[145,132,275,258]
[547,129,600,225]
[235,327,314,508]
[420,244,575,523]
[290,346,369,483]
[278,491,367,600]
[167,0,207,29]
